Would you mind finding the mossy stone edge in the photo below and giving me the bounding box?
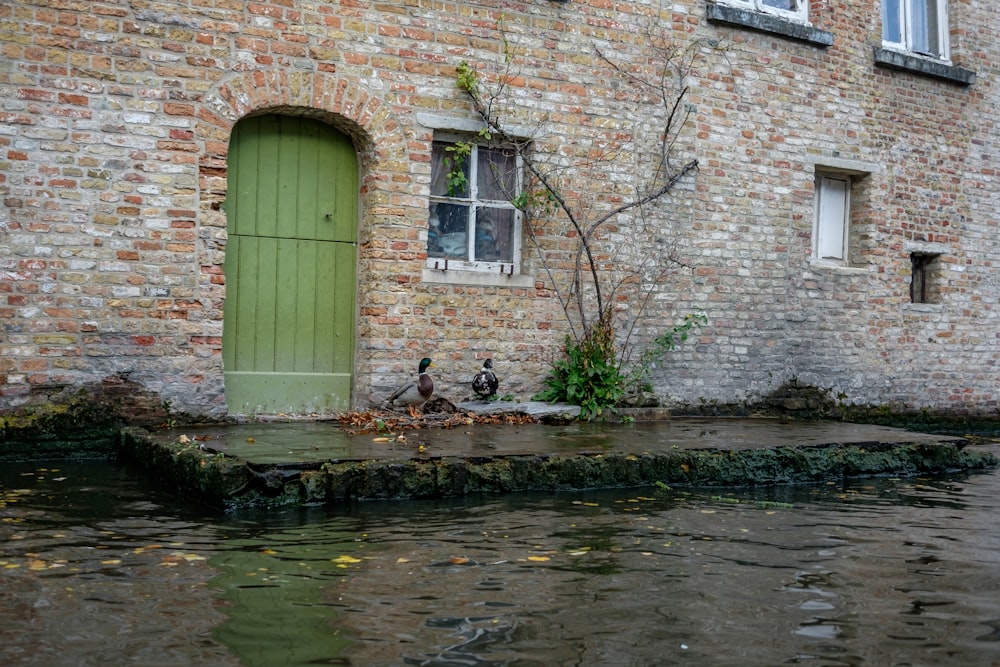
[115,427,999,513]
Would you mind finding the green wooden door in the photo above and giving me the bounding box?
[223,115,357,414]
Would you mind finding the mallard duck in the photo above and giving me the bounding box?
[472,358,499,399]
[388,357,435,417]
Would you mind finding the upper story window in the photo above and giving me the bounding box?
[428,135,523,274]
[882,0,949,61]
[721,0,808,23]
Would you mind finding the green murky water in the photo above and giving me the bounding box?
[1,460,999,666]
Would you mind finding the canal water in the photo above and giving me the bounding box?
[1,457,999,666]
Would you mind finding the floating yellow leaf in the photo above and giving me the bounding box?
[261,548,278,555]
[3,563,20,569]
[333,555,362,564]
[396,557,410,564]
[100,559,121,566]
[527,555,550,562]
[246,437,256,443]
[448,556,470,565]
[372,437,390,442]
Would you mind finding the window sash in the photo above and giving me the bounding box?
[882,0,949,60]
[814,175,850,263]
[428,140,522,272]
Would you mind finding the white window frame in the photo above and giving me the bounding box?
[881,0,950,62]
[427,133,523,275]
[813,174,851,265]
[718,0,808,24]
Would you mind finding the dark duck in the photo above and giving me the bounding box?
[472,358,499,399]
[388,357,435,417]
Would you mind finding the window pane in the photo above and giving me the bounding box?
[882,0,902,43]
[474,206,515,263]
[477,146,517,201]
[910,0,931,53]
[431,141,469,198]
[924,0,941,56]
[761,0,796,11]
[816,176,849,261]
[428,202,469,259]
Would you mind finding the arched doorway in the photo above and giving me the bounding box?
[223,114,358,414]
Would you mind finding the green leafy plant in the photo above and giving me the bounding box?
[443,141,472,196]
[533,309,625,420]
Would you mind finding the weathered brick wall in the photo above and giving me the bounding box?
[1,0,997,419]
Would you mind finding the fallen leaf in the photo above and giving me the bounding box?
[333,555,362,565]
[527,555,550,562]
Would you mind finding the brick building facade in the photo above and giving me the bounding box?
[1,0,997,420]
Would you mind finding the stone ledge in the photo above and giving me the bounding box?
[873,47,976,86]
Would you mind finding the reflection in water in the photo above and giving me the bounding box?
[1,460,999,666]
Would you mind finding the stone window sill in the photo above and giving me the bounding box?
[421,268,535,289]
[873,48,976,86]
[901,302,944,312]
[706,3,833,47]
[807,260,867,276]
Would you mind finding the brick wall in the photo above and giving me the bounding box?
[1,0,997,419]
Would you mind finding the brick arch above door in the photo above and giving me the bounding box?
[197,69,408,173]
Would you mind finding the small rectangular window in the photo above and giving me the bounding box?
[428,137,523,273]
[814,174,851,263]
[882,0,949,61]
[719,0,808,22]
[910,252,939,303]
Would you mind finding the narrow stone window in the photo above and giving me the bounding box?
[910,252,939,303]
[813,173,851,264]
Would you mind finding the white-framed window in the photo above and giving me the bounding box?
[813,173,851,264]
[427,134,523,274]
[719,0,808,23]
[882,0,950,61]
